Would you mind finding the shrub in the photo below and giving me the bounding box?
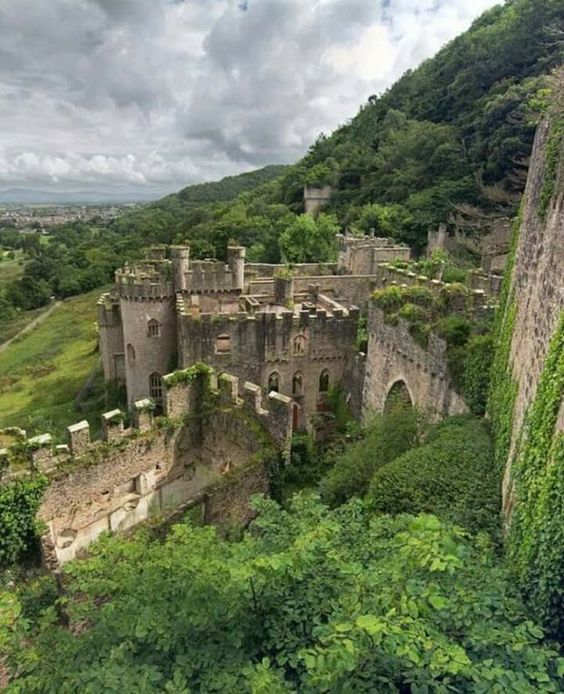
[461,334,494,415]
[320,408,424,507]
[366,416,501,536]
[0,476,48,568]
[443,266,467,284]
[436,315,472,347]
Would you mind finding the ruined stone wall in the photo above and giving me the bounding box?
[304,185,332,215]
[362,306,467,418]
[97,294,125,383]
[29,368,293,568]
[247,275,378,309]
[336,234,410,275]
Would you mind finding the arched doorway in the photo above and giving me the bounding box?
[384,379,413,413]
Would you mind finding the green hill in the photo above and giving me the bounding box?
[170,165,289,207]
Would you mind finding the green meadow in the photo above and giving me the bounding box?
[0,290,105,439]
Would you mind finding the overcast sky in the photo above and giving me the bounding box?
[0,0,501,198]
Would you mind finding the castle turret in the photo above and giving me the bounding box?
[171,246,190,292]
[227,245,246,292]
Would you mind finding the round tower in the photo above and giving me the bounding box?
[171,246,190,292]
[227,245,246,291]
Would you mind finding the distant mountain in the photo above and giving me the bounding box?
[0,188,158,205]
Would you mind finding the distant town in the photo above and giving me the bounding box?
[0,202,143,232]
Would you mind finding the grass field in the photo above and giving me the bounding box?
[0,289,106,440]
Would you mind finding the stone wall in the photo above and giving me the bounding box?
[502,115,564,512]
[361,306,467,418]
[97,293,125,383]
[2,368,293,569]
[336,234,411,275]
[177,307,359,428]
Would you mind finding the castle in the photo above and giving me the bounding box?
[97,233,413,429]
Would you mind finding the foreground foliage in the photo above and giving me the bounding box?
[3,496,563,692]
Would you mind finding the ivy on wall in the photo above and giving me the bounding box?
[487,209,521,472]
[508,316,564,638]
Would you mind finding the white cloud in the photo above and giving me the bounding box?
[0,0,501,196]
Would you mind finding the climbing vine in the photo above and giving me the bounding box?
[487,209,521,471]
[508,315,564,638]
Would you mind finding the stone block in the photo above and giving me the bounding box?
[101,410,124,442]
[67,420,90,456]
[218,372,239,405]
[133,399,155,431]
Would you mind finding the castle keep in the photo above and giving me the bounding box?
[98,234,412,428]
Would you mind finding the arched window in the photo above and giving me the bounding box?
[215,333,231,354]
[127,343,136,361]
[319,369,330,393]
[149,372,163,403]
[268,372,280,393]
[293,334,307,356]
[292,371,303,396]
[147,319,160,338]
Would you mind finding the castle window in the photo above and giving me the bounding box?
[293,334,307,356]
[127,343,136,361]
[292,372,303,396]
[149,372,163,403]
[147,319,160,338]
[319,369,330,393]
[268,372,280,393]
[215,334,231,354]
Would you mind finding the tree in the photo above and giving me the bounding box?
[279,213,339,263]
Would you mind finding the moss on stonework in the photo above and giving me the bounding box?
[488,208,522,472]
[163,362,214,388]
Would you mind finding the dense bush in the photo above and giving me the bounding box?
[366,417,501,536]
[3,496,563,691]
[320,408,424,507]
[0,476,48,568]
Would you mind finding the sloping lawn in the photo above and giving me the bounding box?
[0,290,104,439]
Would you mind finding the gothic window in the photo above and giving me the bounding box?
[268,372,280,393]
[215,333,231,354]
[147,319,160,337]
[292,371,303,396]
[127,343,136,361]
[149,372,163,403]
[293,334,307,356]
[319,369,330,393]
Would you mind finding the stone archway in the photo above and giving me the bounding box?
[384,379,413,413]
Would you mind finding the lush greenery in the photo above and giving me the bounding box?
[0,476,48,568]
[507,316,564,638]
[0,291,104,438]
[367,417,501,537]
[320,407,423,507]
[3,495,564,692]
[169,165,288,208]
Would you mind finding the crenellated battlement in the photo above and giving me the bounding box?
[115,267,175,299]
[0,366,292,487]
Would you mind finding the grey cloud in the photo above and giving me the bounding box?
[0,0,499,196]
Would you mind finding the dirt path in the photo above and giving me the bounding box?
[0,301,61,354]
